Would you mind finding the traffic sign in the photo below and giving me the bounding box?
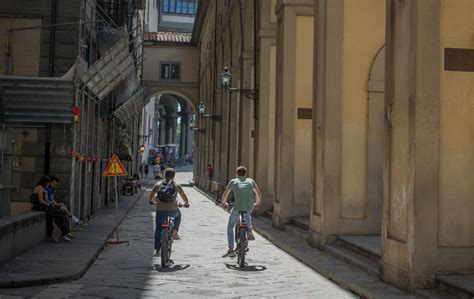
[103,154,128,177]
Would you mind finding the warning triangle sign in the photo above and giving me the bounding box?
[103,154,128,177]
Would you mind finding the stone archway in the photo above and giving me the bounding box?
[142,89,197,168]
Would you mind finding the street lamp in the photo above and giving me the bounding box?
[220,66,259,100]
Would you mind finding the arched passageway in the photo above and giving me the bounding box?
[140,91,196,168]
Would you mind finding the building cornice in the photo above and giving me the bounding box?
[191,0,211,46]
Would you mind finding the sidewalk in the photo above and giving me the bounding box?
[0,185,147,288]
[194,185,416,299]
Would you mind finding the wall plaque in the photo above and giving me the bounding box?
[297,108,312,120]
[445,48,474,72]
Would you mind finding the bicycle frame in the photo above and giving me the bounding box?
[160,216,175,267]
[235,211,248,268]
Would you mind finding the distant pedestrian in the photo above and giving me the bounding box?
[139,163,144,177]
[207,164,214,181]
[144,164,149,177]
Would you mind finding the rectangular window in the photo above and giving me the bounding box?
[162,0,197,15]
[160,62,181,80]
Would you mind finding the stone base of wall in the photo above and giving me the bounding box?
[0,211,46,264]
[380,260,436,292]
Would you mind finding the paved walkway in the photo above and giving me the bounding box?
[0,169,356,298]
[0,187,145,289]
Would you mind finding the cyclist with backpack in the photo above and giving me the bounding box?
[221,166,262,258]
[149,168,190,255]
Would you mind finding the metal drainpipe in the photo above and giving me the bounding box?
[49,0,58,77]
[70,0,84,220]
[211,0,218,183]
[237,0,245,166]
[253,0,259,178]
[1,123,5,217]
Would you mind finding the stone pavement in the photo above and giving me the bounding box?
[194,188,416,299]
[0,169,356,298]
[0,183,146,289]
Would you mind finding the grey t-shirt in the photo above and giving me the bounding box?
[152,180,183,211]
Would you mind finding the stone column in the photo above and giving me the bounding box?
[255,0,277,214]
[179,113,186,156]
[184,112,194,156]
[227,72,240,181]
[308,0,386,248]
[380,0,474,291]
[239,53,255,176]
[171,115,177,144]
[273,0,314,228]
[158,115,166,145]
[164,117,171,145]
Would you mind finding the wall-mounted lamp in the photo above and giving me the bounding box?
[198,101,206,115]
[220,66,259,100]
[197,101,221,122]
[138,145,145,153]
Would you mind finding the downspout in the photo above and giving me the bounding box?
[196,46,202,181]
[49,0,58,77]
[45,0,57,178]
[225,28,232,183]
[212,0,217,182]
[253,0,259,178]
[237,0,245,165]
[70,0,84,220]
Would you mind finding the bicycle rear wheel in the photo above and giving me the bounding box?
[237,228,246,268]
[161,229,168,268]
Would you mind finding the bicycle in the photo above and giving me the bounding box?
[235,211,249,268]
[160,203,184,268]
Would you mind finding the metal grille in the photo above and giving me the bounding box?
[97,1,130,27]
[113,88,144,123]
[0,76,74,124]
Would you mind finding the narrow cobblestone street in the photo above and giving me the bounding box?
[0,168,356,298]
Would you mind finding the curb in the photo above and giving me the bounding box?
[193,185,415,299]
[0,189,147,289]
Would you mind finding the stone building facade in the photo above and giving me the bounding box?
[192,0,474,293]
[0,0,146,222]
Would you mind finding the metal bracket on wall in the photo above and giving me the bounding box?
[229,88,259,100]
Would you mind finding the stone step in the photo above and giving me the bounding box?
[325,243,380,277]
[290,217,310,231]
[281,223,308,243]
[437,274,474,299]
[415,289,458,299]
[256,213,273,226]
[338,235,381,262]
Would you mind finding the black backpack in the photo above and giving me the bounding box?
[157,180,177,202]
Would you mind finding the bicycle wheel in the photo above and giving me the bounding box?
[168,220,174,261]
[160,228,168,268]
[237,228,246,268]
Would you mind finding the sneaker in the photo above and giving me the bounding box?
[222,250,235,258]
[172,231,180,240]
[67,232,76,238]
[61,236,71,242]
[154,250,160,257]
[247,231,255,241]
[70,215,80,224]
